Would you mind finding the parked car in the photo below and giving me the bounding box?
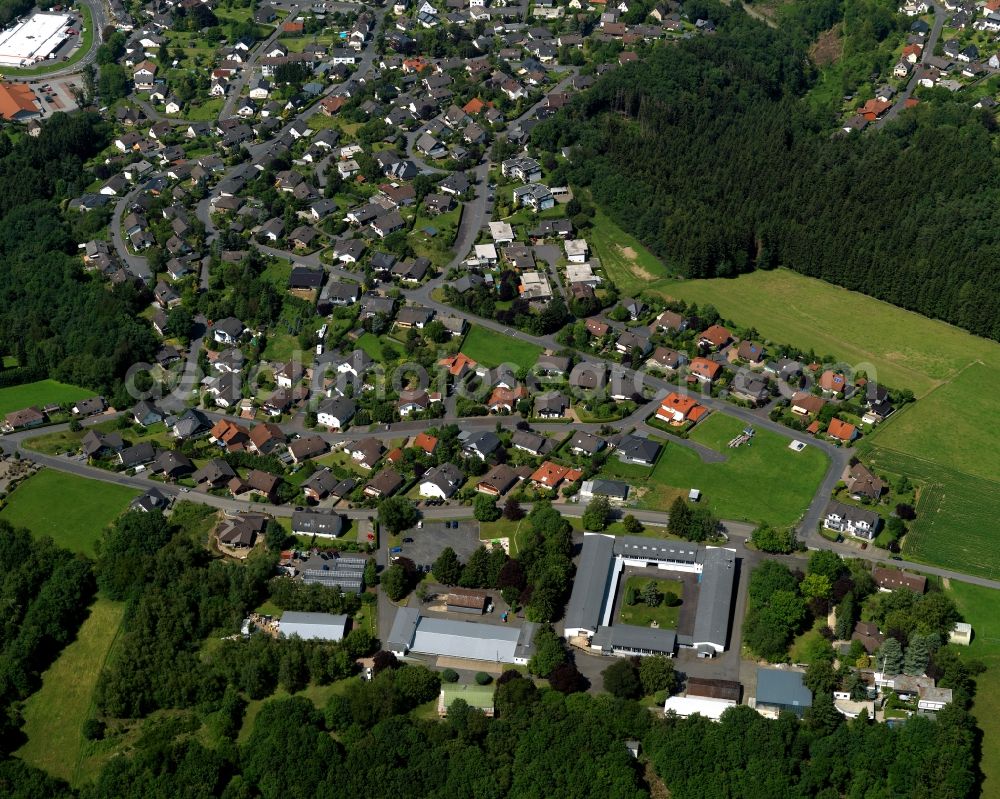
[403,537,414,543]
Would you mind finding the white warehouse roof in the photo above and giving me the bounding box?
[278,611,348,641]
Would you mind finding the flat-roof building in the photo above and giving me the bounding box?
[300,554,365,593]
[387,609,537,665]
[755,668,813,718]
[0,13,70,67]
[278,611,348,641]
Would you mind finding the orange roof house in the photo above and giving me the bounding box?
[463,97,486,114]
[902,43,922,62]
[698,325,731,350]
[827,418,858,443]
[487,385,528,412]
[819,370,847,394]
[439,353,477,378]
[806,420,821,435]
[530,461,582,490]
[0,82,39,121]
[655,392,703,424]
[386,447,404,464]
[412,432,439,454]
[402,56,430,73]
[689,357,722,384]
[209,419,251,450]
[858,99,891,120]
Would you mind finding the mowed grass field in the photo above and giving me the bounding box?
[0,379,92,416]
[0,470,139,556]
[947,581,1000,798]
[461,325,542,369]
[16,598,124,785]
[608,415,828,525]
[589,209,674,297]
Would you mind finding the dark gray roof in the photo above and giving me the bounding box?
[691,547,736,650]
[591,624,677,655]
[756,668,812,709]
[387,606,421,652]
[564,533,616,634]
[291,510,344,537]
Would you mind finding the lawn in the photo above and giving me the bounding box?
[461,325,542,369]
[0,470,140,556]
[618,577,683,630]
[947,581,1000,798]
[618,414,828,526]
[589,208,674,297]
[858,445,1000,581]
[185,98,224,121]
[356,332,402,364]
[16,598,124,785]
[0,379,92,416]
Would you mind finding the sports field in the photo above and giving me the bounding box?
[0,379,92,416]
[605,415,828,526]
[0,470,139,556]
[461,325,542,369]
[16,597,124,785]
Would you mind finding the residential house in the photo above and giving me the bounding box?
[823,500,880,540]
[349,437,384,469]
[844,462,885,502]
[530,461,583,491]
[476,463,521,496]
[698,325,731,351]
[656,392,708,425]
[287,435,327,464]
[616,434,661,465]
[419,463,466,499]
[316,397,357,429]
[689,357,722,385]
[364,467,404,498]
[873,567,926,594]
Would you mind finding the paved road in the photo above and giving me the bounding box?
[109,186,153,283]
[876,5,946,127]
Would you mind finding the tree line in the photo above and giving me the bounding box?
[532,1,1000,342]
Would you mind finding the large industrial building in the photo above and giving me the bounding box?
[278,611,348,641]
[300,554,365,593]
[0,13,71,67]
[564,533,737,657]
[387,607,538,665]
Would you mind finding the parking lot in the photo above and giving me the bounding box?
[394,520,481,570]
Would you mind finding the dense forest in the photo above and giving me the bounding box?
[0,522,94,751]
[4,673,980,799]
[0,113,158,399]
[533,1,1000,341]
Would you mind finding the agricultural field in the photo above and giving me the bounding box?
[0,379,93,417]
[859,445,1000,581]
[589,209,674,297]
[946,581,1000,798]
[663,268,992,397]
[868,362,1000,482]
[612,415,828,526]
[0,470,139,556]
[16,598,124,785]
[461,325,542,369]
[643,267,1000,576]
